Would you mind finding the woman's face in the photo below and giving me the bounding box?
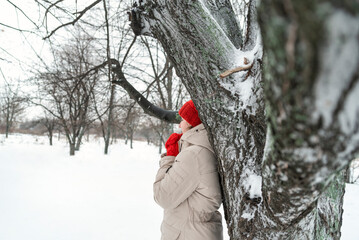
[179,119,192,133]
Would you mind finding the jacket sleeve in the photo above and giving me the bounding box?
[153,150,200,209]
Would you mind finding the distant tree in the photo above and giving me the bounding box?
[122,104,141,149]
[39,114,58,146]
[140,38,189,153]
[0,83,25,138]
[35,35,100,155]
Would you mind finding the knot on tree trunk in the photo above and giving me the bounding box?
[127,8,142,36]
[127,0,153,36]
[244,192,262,205]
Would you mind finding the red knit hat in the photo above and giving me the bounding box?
[178,100,202,127]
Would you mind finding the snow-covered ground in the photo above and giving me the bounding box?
[0,134,229,240]
[0,134,358,240]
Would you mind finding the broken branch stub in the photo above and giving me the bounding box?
[219,59,254,79]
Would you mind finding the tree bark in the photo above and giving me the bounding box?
[104,0,114,155]
[75,131,84,151]
[257,0,358,238]
[5,119,9,138]
[130,1,265,238]
[49,131,53,146]
[111,59,180,124]
[128,0,359,239]
[104,84,115,155]
[69,143,75,156]
[158,132,163,154]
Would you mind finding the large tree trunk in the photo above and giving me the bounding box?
[127,0,359,239]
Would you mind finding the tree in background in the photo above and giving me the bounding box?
[35,34,101,155]
[122,103,141,149]
[39,113,59,146]
[138,37,189,153]
[0,83,25,138]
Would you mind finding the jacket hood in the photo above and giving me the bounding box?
[180,123,214,154]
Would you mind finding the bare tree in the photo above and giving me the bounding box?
[39,113,58,146]
[0,83,25,138]
[35,35,100,155]
[137,37,189,153]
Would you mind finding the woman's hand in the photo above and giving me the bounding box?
[165,133,183,156]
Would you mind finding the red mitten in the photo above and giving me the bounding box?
[165,133,183,156]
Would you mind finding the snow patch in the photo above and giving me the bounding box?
[262,125,273,164]
[241,168,262,199]
[219,34,263,113]
[241,211,254,220]
[0,134,230,240]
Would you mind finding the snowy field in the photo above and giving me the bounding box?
[0,134,229,240]
[0,134,358,240]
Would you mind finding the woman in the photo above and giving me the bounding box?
[154,100,223,240]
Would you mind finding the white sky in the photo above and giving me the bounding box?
[0,1,52,120]
[0,0,187,121]
[0,0,92,87]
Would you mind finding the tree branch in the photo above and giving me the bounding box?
[110,59,180,123]
[43,0,101,40]
[0,23,35,33]
[219,58,254,78]
[201,0,243,49]
[6,0,39,29]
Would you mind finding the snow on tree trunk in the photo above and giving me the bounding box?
[129,0,359,239]
[258,0,358,238]
[315,170,346,239]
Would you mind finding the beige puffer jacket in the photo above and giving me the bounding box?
[154,124,223,240]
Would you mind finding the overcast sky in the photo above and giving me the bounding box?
[0,0,90,88]
[0,0,76,120]
[1,0,46,87]
[0,0,181,120]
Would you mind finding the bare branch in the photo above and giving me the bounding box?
[219,59,254,78]
[6,0,39,29]
[110,59,180,123]
[120,35,138,68]
[43,0,101,40]
[0,23,35,33]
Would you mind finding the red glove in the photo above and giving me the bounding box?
[165,133,183,156]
